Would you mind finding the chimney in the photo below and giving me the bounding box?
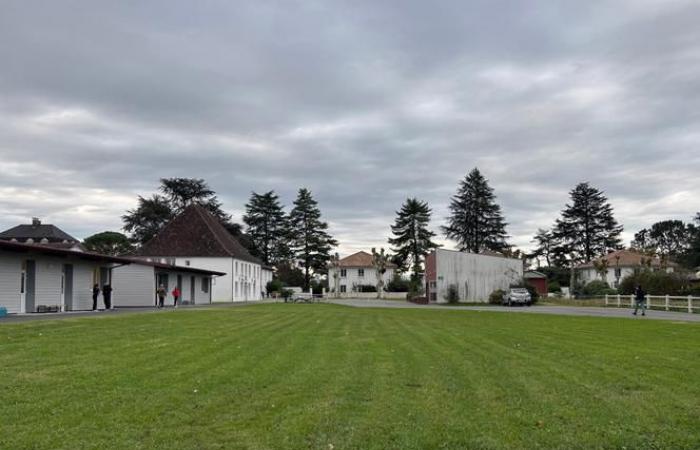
[32,217,41,227]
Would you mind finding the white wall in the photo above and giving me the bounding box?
[34,257,64,309]
[170,257,262,302]
[329,267,395,293]
[113,264,156,307]
[72,262,97,310]
[434,250,523,303]
[0,251,22,313]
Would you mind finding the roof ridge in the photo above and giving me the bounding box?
[191,204,234,257]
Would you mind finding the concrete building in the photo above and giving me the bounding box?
[425,249,523,303]
[575,250,677,289]
[327,251,396,294]
[132,204,264,302]
[0,240,224,314]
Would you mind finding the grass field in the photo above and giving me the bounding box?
[1,304,699,449]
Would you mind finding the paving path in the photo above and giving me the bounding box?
[327,298,700,323]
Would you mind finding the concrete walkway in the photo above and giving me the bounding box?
[327,298,700,323]
[0,302,255,324]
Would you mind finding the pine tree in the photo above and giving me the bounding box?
[288,188,338,290]
[243,191,291,266]
[159,177,230,222]
[388,198,440,279]
[122,195,173,244]
[631,220,694,258]
[530,228,557,267]
[442,168,509,253]
[553,182,623,264]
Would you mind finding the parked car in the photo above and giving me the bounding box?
[502,288,532,306]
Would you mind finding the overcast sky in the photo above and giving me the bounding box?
[1,0,699,255]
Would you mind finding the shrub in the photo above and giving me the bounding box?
[548,280,562,293]
[407,278,424,302]
[266,279,284,295]
[354,284,377,293]
[619,270,690,296]
[489,289,505,305]
[280,289,294,302]
[582,280,611,296]
[386,275,410,292]
[444,284,459,304]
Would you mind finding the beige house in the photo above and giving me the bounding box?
[575,250,677,288]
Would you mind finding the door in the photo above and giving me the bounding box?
[100,267,110,287]
[190,276,195,304]
[63,264,74,311]
[177,274,182,292]
[25,260,36,313]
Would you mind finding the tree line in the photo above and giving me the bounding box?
[81,174,699,294]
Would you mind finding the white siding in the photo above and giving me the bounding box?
[435,250,523,303]
[329,267,395,294]
[72,262,97,311]
[112,264,156,307]
[34,257,63,308]
[0,252,22,313]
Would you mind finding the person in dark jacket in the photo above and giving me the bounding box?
[102,284,113,310]
[92,284,100,311]
[157,284,166,308]
[633,285,646,316]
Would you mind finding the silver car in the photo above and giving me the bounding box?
[502,288,532,306]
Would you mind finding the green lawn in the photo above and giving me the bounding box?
[1,304,699,449]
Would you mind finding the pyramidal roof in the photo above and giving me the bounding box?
[134,204,261,263]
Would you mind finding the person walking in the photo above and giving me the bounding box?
[92,284,100,311]
[633,284,646,316]
[157,284,166,308]
[172,286,181,308]
[102,284,113,310]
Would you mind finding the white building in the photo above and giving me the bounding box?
[0,240,222,313]
[327,251,397,294]
[425,249,523,303]
[575,249,677,288]
[132,204,264,302]
[112,260,224,307]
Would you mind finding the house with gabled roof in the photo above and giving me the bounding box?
[575,249,677,289]
[327,251,397,294]
[131,204,264,302]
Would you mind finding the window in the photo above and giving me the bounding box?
[614,268,621,278]
[430,292,437,301]
[340,269,347,277]
[202,278,209,293]
[340,285,347,293]
[185,260,191,266]
[429,281,437,289]
[358,269,365,277]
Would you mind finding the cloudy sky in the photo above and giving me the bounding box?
[1,0,699,255]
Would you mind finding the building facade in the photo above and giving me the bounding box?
[575,250,676,288]
[132,204,264,302]
[327,251,396,294]
[425,249,523,303]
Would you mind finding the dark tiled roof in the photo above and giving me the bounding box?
[0,223,78,243]
[133,204,261,263]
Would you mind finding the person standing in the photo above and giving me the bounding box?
[92,284,100,311]
[102,284,113,310]
[157,284,166,308]
[172,286,181,308]
[633,284,646,316]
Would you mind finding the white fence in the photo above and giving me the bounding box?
[605,294,699,313]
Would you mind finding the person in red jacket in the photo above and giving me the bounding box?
[172,286,181,308]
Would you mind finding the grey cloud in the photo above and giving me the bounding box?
[1,0,699,253]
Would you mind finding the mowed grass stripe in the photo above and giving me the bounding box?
[0,304,699,449]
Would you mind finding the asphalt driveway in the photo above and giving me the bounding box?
[327,298,700,322]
